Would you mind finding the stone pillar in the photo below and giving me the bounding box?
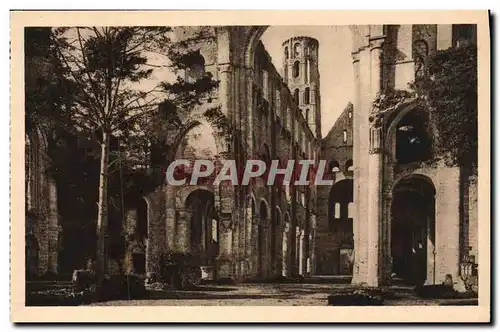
[245,67,255,158]
[366,126,384,287]
[47,178,58,273]
[176,209,192,252]
[218,63,232,118]
[282,223,289,277]
[252,216,260,276]
[299,229,305,275]
[351,51,362,284]
[381,191,393,285]
[216,213,234,279]
[165,185,176,251]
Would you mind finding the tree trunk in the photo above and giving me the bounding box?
[96,131,110,295]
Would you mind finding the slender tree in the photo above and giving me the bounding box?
[51,27,218,292]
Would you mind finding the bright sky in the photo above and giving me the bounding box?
[260,26,354,135]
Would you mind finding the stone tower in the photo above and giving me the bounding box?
[282,36,321,139]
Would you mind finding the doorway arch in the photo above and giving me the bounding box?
[185,189,218,264]
[391,175,436,286]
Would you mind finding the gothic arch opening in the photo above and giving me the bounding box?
[175,121,218,162]
[391,175,436,286]
[304,87,310,104]
[394,109,432,165]
[185,50,206,83]
[185,189,218,264]
[258,199,269,276]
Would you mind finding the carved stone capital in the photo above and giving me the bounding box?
[351,51,360,63]
[369,36,385,50]
[369,126,384,154]
[218,63,232,74]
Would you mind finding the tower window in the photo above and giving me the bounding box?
[304,87,310,104]
[334,203,341,219]
[348,111,352,119]
[305,109,310,123]
[284,46,289,59]
[293,61,300,78]
[293,43,300,57]
[343,130,348,143]
[346,159,354,172]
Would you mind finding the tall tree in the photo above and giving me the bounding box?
[51,27,218,291]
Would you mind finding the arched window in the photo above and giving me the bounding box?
[413,40,429,78]
[329,160,340,174]
[293,61,300,78]
[305,109,310,123]
[185,51,205,83]
[453,24,477,47]
[211,218,218,242]
[343,130,348,143]
[284,46,289,59]
[334,203,341,219]
[304,87,310,104]
[395,109,432,164]
[276,208,281,225]
[348,111,352,119]
[293,43,301,57]
[346,159,353,172]
[294,89,300,104]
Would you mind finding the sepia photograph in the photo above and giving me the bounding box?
[10,10,491,323]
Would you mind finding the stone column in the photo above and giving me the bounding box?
[282,223,289,276]
[299,229,305,275]
[367,126,384,287]
[216,212,234,279]
[175,209,192,253]
[252,216,260,276]
[218,63,232,118]
[351,51,362,284]
[47,178,58,273]
[381,191,393,285]
[245,68,255,158]
[165,185,176,251]
[362,37,385,287]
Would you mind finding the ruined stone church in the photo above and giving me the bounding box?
[26,24,478,292]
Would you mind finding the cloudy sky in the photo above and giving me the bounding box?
[260,26,354,135]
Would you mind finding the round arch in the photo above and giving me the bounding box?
[390,174,436,285]
[383,99,425,163]
[259,199,269,220]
